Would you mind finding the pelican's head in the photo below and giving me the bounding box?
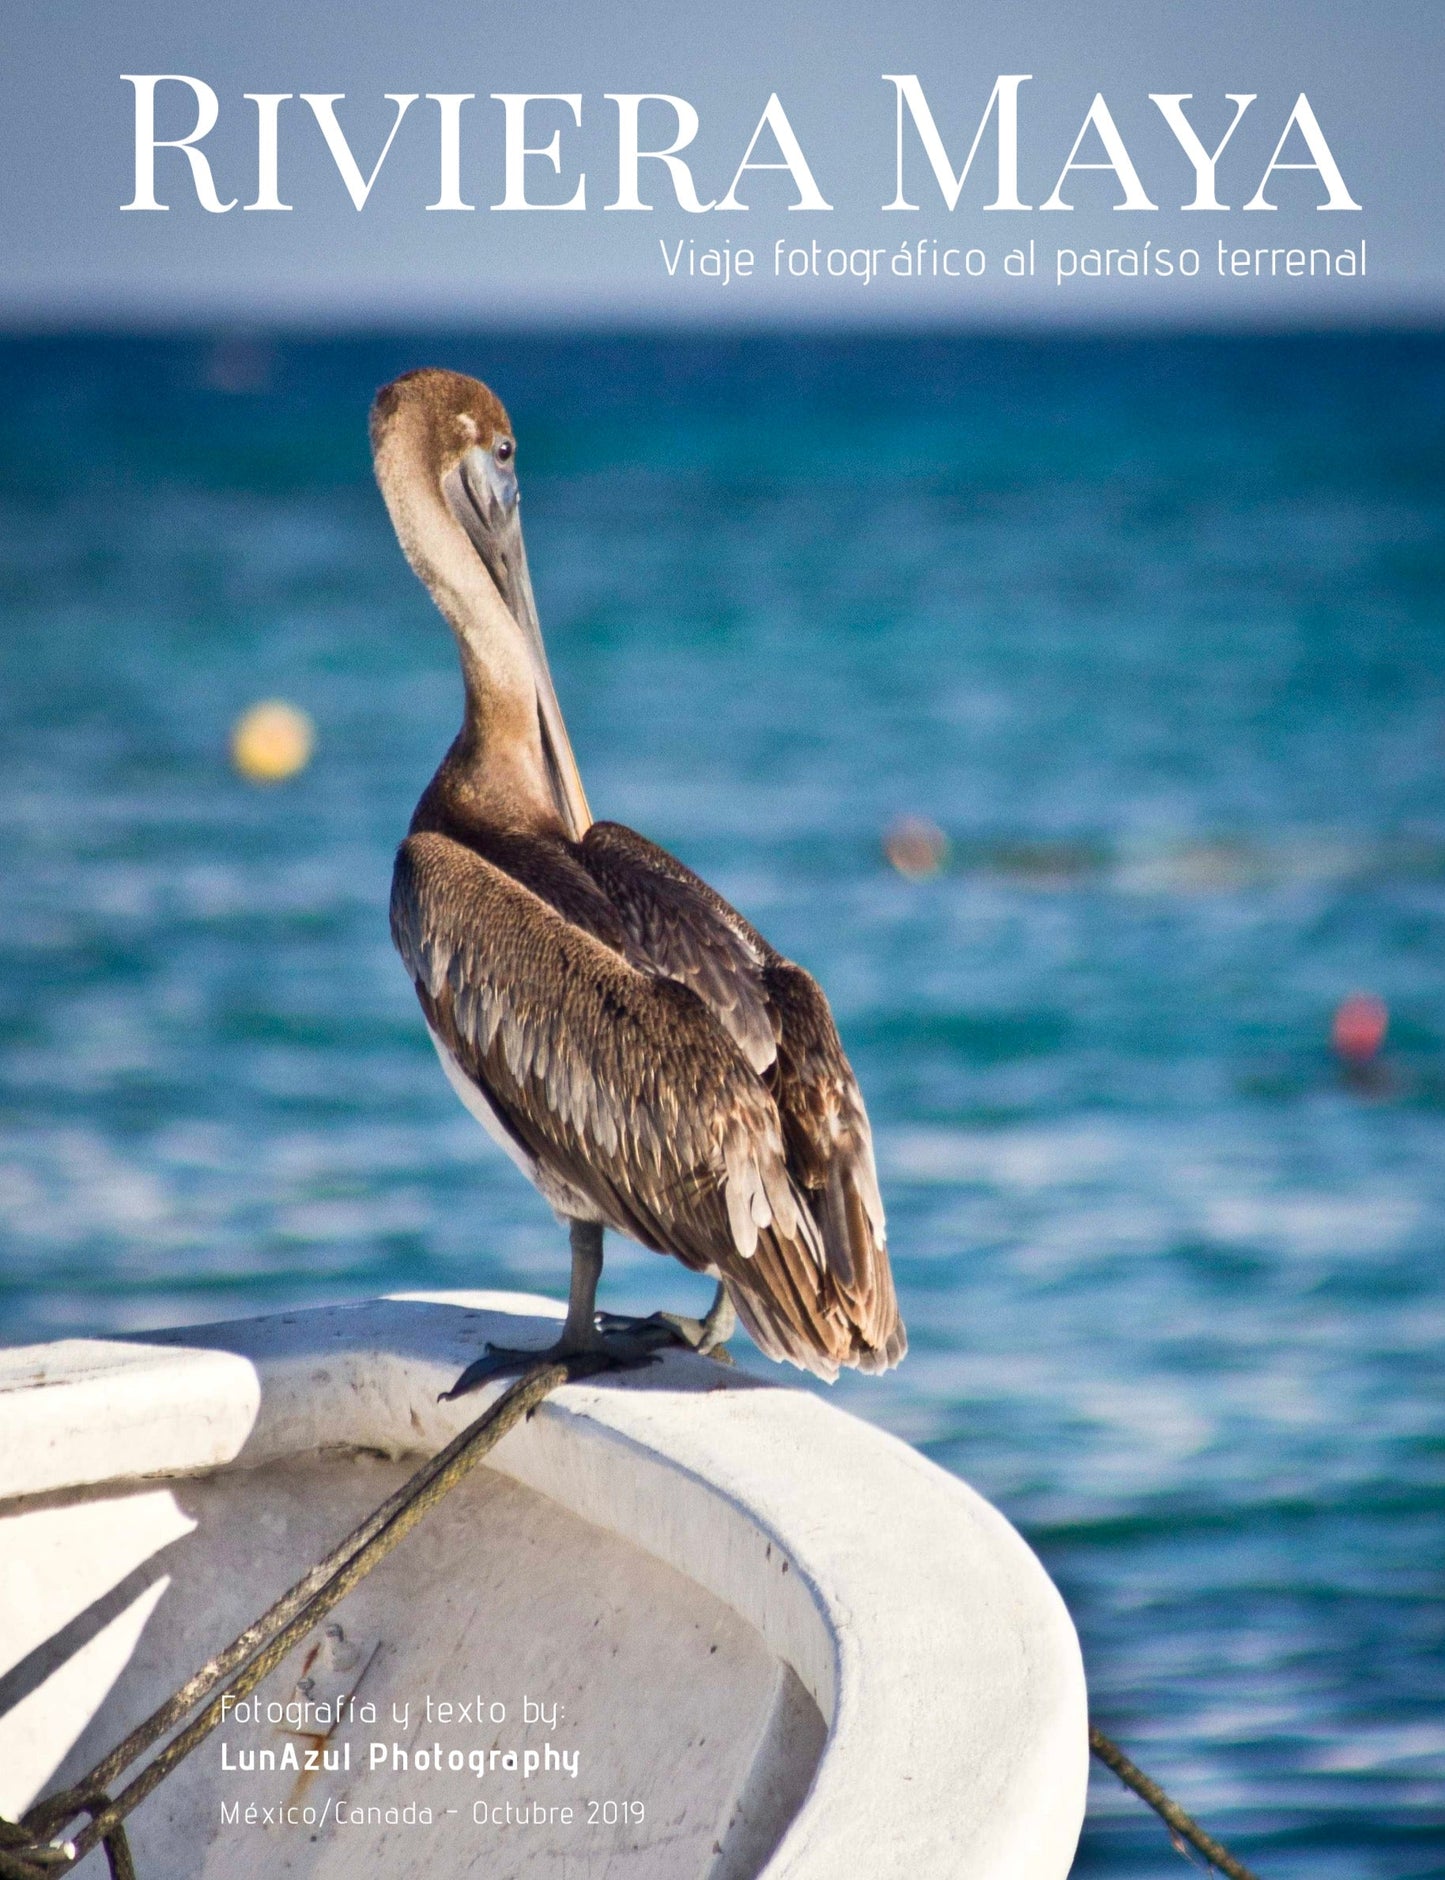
[370,366,517,546]
[370,368,590,839]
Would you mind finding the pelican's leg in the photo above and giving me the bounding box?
[699,1281,737,1350]
[442,1222,664,1400]
[559,1219,606,1350]
[661,1282,737,1357]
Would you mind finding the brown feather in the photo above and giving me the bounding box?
[577,822,902,1369]
[578,822,778,1073]
[392,826,904,1379]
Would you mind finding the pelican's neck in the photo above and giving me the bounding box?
[377,446,563,835]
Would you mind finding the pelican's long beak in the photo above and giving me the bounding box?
[443,446,592,842]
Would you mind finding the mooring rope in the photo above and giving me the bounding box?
[0,1357,577,1876]
[1088,1725,1262,1880]
[3,1353,1263,1880]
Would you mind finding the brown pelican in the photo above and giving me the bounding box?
[373,368,905,1391]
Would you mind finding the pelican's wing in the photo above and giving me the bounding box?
[392,831,876,1378]
[580,821,905,1370]
[762,958,904,1367]
[579,821,778,1074]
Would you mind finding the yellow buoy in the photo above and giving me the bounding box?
[231,700,315,783]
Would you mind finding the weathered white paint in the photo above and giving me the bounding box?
[0,1294,1088,1877]
[0,1485,191,1821]
[0,1338,261,1503]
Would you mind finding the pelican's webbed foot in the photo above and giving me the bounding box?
[440,1324,671,1402]
[439,1231,735,1403]
[597,1281,737,1365]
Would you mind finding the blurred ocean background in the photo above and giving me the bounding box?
[0,329,1442,1875]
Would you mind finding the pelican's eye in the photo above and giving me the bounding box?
[494,437,515,465]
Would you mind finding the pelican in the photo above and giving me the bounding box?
[373,368,905,1391]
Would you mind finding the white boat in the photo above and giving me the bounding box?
[0,1293,1088,1877]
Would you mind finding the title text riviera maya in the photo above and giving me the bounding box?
[119,77,1361,215]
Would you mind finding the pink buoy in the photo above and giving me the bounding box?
[1332,993,1388,1066]
[883,815,949,879]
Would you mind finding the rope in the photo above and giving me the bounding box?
[2,1350,1264,1880]
[1,1356,578,1874]
[1090,1724,1262,1880]
[4,1793,133,1880]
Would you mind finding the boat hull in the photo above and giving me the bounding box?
[0,1293,1088,1877]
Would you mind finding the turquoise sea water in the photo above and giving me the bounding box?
[0,331,1442,1875]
